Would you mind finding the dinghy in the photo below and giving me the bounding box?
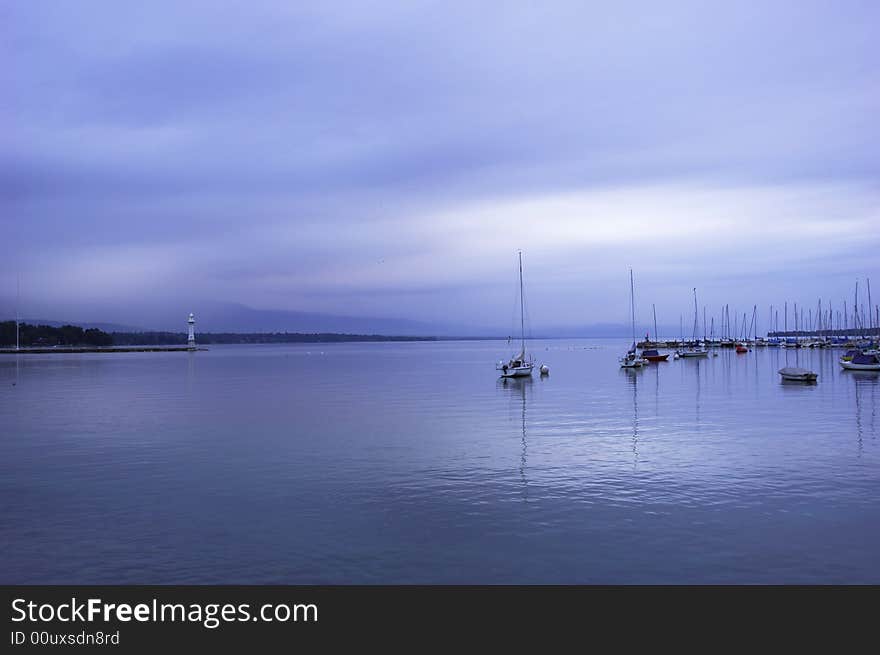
[778,367,818,382]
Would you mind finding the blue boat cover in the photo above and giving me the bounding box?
[642,349,659,357]
[852,353,880,365]
[628,342,636,354]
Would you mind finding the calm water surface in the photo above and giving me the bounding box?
[1,340,878,583]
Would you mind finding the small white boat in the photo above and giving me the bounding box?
[840,353,880,371]
[778,367,818,382]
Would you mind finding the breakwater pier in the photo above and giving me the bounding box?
[0,346,206,355]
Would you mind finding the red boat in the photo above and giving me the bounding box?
[735,344,748,353]
[641,349,669,362]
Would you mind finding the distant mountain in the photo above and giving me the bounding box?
[16,319,146,333]
[55,302,491,337]
[3,304,683,339]
[1,310,688,340]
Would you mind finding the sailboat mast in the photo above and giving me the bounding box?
[692,288,698,340]
[518,250,525,356]
[854,281,859,333]
[629,268,636,343]
[653,303,658,343]
[16,273,20,351]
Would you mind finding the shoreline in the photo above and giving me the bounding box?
[0,346,207,354]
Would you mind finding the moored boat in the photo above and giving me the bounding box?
[678,288,709,358]
[778,367,818,382]
[497,251,535,378]
[641,348,669,362]
[840,353,880,371]
[678,347,709,358]
[620,270,646,368]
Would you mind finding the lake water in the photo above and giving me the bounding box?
[1,340,878,583]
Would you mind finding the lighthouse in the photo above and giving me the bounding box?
[187,313,196,349]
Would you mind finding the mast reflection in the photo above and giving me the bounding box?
[621,366,640,468]
[850,370,879,455]
[499,376,531,500]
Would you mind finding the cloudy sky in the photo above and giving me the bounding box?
[2,1,878,332]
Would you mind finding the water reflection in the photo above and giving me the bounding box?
[498,376,531,499]
[676,357,704,430]
[620,367,641,467]
[4,342,880,584]
[186,351,195,392]
[849,370,879,455]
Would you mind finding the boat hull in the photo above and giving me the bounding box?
[644,354,669,362]
[840,361,880,371]
[499,365,534,378]
[679,351,708,358]
[778,367,818,381]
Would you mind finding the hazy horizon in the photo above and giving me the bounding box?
[3,1,878,333]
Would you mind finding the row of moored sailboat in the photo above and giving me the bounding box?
[497,258,879,380]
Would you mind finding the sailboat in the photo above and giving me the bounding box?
[641,303,669,362]
[497,251,535,378]
[620,269,646,368]
[678,288,709,358]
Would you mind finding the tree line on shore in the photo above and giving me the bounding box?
[1,321,435,347]
[110,331,436,344]
[0,321,113,346]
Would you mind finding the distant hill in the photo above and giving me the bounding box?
[104,302,491,337]
[16,319,146,333]
[110,331,437,345]
[3,304,682,339]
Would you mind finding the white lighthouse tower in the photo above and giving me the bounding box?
[187,313,196,349]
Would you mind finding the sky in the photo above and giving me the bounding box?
[2,1,879,333]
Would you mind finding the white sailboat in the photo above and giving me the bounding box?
[497,251,535,378]
[678,288,709,358]
[620,269,646,368]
